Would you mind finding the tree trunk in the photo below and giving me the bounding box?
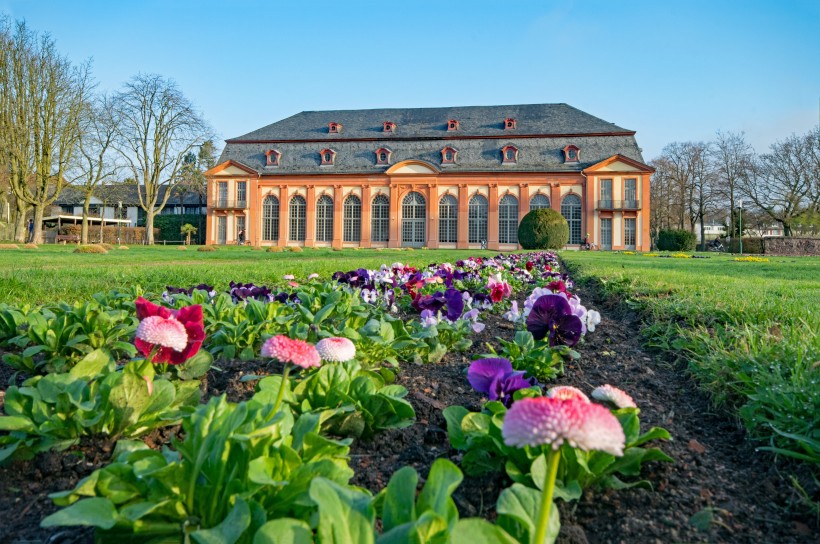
[784,223,792,237]
[145,209,155,244]
[81,194,92,243]
[31,205,45,244]
[14,201,28,243]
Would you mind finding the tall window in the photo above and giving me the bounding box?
[468,194,488,244]
[371,195,389,242]
[600,179,613,208]
[236,216,246,242]
[561,194,582,244]
[236,181,247,207]
[624,218,636,249]
[216,216,227,245]
[438,195,458,244]
[316,195,333,242]
[262,195,279,241]
[217,182,228,207]
[343,195,361,242]
[529,193,550,211]
[625,179,637,207]
[289,195,306,241]
[498,195,519,244]
[600,218,612,250]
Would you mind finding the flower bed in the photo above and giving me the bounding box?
[0,251,812,543]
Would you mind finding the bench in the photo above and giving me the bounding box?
[55,235,80,244]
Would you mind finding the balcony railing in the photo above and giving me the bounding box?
[210,199,247,210]
[597,199,641,210]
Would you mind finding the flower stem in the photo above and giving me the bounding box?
[534,447,561,544]
[271,364,291,416]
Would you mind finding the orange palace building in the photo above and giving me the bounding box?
[205,104,653,251]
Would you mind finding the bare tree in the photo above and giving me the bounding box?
[69,94,118,243]
[112,74,212,244]
[0,19,90,243]
[710,131,754,237]
[740,130,814,236]
[649,156,677,241]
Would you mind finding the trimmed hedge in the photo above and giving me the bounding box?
[60,225,158,245]
[657,229,696,251]
[152,214,205,244]
[517,209,569,249]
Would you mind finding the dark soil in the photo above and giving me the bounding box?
[1,284,818,543]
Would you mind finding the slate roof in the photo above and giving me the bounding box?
[55,185,205,206]
[218,103,645,175]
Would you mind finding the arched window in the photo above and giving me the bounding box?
[371,194,389,242]
[343,195,361,242]
[561,194,582,244]
[316,195,333,242]
[438,194,458,244]
[401,192,426,247]
[289,195,306,242]
[529,193,550,211]
[499,195,519,244]
[262,195,280,241]
[468,194,488,244]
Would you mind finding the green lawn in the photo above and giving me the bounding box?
[561,252,820,464]
[0,245,498,305]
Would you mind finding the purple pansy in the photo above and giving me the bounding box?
[467,357,533,407]
[526,293,583,347]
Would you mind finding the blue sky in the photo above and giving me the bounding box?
[2,0,818,161]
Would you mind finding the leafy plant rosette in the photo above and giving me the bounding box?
[0,349,206,463]
[41,395,354,543]
[445,381,672,496]
[253,336,415,439]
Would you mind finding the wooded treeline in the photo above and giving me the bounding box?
[0,17,213,244]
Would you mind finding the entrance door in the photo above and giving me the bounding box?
[401,192,426,247]
[600,218,612,250]
[217,216,227,245]
[624,218,636,250]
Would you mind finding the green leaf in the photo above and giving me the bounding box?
[310,478,375,544]
[630,426,672,447]
[452,519,519,544]
[107,373,154,435]
[381,466,418,532]
[313,303,336,325]
[253,518,313,544]
[416,459,462,528]
[41,497,118,529]
[0,415,36,432]
[442,406,469,450]
[496,484,560,544]
[175,350,213,380]
[192,498,252,544]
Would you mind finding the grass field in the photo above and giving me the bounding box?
[561,252,820,464]
[0,245,498,305]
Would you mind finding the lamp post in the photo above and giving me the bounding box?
[117,201,123,245]
[737,200,743,256]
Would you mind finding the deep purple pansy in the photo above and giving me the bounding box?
[468,357,533,407]
[526,294,583,347]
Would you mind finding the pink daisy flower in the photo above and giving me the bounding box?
[308,273,319,280]
[135,315,188,353]
[315,337,356,362]
[283,274,295,280]
[591,384,637,409]
[261,335,321,369]
[502,396,625,456]
[547,385,590,403]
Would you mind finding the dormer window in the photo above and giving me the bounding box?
[441,146,458,164]
[265,149,281,166]
[375,147,392,165]
[563,145,580,163]
[502,145,519,163]
[383,121,396,133]
[504,118,517,130]
[328,122,343,134]
[320,148,336,166]
[447,119,459,131]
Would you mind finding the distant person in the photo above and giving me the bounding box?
[27,218,34,242]
[237,229,245,245]
[583,233,591,250]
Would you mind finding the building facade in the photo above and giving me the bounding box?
[205,104,653,251]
